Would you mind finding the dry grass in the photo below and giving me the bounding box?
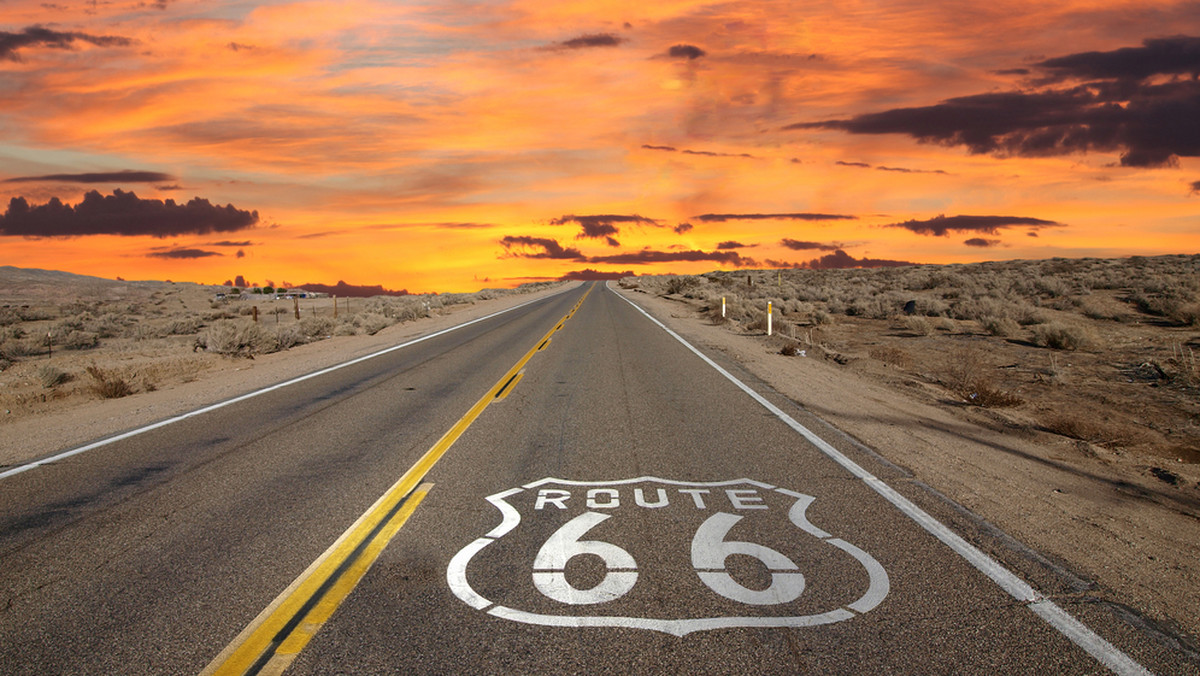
[0,268,562,418]
[85,366,134,399]
[626,254,1200,453]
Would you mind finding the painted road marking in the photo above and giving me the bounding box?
[201,482,433,676]
[447,477,888,636]
[204,285,594,675]
[0,286,577,482]
[608,283,1150,675]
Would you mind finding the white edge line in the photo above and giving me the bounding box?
[606,282,1151,676]
[0,288,574,482]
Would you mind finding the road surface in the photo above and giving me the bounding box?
[0,282,1192,674]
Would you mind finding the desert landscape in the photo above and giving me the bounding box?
[3,257,1200,650]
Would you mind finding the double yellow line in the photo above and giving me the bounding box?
[203,285,592,675]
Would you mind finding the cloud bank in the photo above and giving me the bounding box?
[887,214,1059,237]
[0,190,259,238]
[792,36,1200,167]
[3,170,175,184]
[0,25,132,61]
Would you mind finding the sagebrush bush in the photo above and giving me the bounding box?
[202,320,278,356]
[274,325,306,349]
[1032,322,1097,351]
[61,330,99,350]
[904,316,933,336]
[353,312,392,335]
[981,316,1020,338]
[299,316,335,337]
[86,366,133,399]
[37,365,71,388]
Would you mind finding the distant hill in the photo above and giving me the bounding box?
[0,265,214,305]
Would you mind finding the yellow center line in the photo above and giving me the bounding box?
[202,284,593,676]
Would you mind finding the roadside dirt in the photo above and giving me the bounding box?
[612,283,1200,646]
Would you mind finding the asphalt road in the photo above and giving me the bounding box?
[0,282,1192,674]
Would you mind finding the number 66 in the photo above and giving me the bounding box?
[532,511,804,606]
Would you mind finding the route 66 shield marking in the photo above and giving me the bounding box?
[447,477,889,636]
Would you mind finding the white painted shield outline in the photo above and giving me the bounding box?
[447,477,890,636]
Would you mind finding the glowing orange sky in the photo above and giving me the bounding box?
[1,0,1198,292]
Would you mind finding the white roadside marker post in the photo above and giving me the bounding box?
[722,296,726,318]
[767,301,773,336]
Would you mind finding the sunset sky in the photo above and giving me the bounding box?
[2,1,1198,293]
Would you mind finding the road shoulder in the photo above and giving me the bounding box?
[609,282,1200,648]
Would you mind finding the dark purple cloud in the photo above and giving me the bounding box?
[551,213,660,246]
[0,25,132,60]
[836,161,871,168]
[790,36,1200,168]
[716,241,752,249]
[560,268,634,281]
[887,214,1058,237]
[549,33,626,50]
[667,44,706,60]
[499,236,584,260]
[1035,36,1200,83]
[964,238,1002,247]
[206,240,252,247]
[1189,180,1200,195]
[298,281,409,297]
[673,222,694,234]
[780,238,840,251]
[694,212,856,222]
[148,248,221,259]
[3,170,175,184]
[0,189,259,238]
[796,249,914,270]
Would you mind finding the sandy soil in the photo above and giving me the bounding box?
[611,283,1200,645]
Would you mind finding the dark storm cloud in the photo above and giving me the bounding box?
[673,222,694,234]
[0,25,132,60]
[548,33,626,50]
[560,269,635,281]
[1035,36,1200,83]
[0,189,259,238]
[667,44,706,60]
[499,236,584,260]
[587,249,756,267]
[716,241,753,249]
[148,248,222,259]
[3,170,175,184]
[789,36,1200,168]
[551,214,660,246]
[796,250,914,270]
[780,238,840,251]
[964,238,1002,247]
[887,214,1059,237]
[694,212,857,222]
